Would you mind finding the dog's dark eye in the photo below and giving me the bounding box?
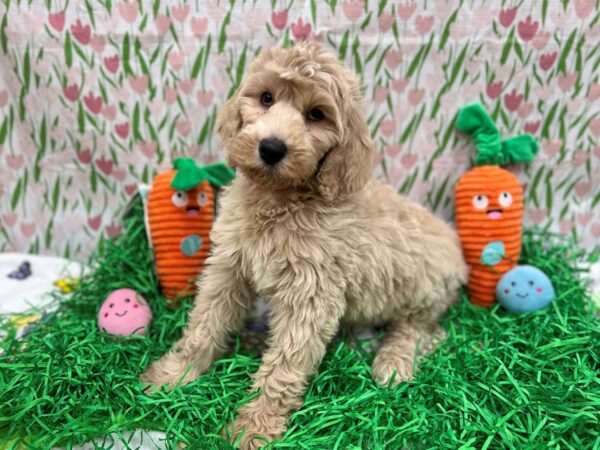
[307,108,324,122]
[260,92,274,107]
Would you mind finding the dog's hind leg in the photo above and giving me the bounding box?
[140,250,254,389]
[371,317,438,386]
[372,272,462,387]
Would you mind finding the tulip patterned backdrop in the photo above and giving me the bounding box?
[0,0,598,260]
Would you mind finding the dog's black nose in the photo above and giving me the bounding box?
[259,138,287,165]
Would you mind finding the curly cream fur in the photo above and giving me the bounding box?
[141,42,467,449]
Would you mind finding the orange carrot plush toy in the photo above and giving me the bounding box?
[455,103,538,308]
[147,158,234,304]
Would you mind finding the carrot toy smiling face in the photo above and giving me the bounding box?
[456,165,523,232]
[454,104,538,308]
[170,183,211,218]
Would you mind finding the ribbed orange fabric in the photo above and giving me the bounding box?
[455,165,523,308]
[147,169,214,305]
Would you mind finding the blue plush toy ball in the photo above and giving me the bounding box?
[496,265,555,313]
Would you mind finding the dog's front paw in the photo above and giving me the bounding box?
[139,353,201,391]
[228,406,287,450]
[372,352,415,386]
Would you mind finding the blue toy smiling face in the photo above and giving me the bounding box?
[496,265,555,313]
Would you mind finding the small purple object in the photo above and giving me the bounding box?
[8,261,31,280]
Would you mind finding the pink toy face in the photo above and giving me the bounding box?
[97,288,152,336]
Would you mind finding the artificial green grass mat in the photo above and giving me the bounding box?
[1,198,599,450]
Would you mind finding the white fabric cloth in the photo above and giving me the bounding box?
[0,252,85,314]
[57,430,168,450]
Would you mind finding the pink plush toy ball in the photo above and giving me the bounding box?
[97,288,153,336]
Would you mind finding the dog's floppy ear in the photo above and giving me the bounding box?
[216,89,242,162]
[317,76,374,203]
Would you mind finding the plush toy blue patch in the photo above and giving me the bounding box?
[496,265,555,313]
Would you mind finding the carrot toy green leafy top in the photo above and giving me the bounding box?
[171,158,236,191]
[456,103,539,166]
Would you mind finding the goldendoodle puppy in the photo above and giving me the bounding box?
[141,42,467,448]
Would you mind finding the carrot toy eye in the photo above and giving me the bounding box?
[498,192,513,207]
[171,191,189,207]
[197,191,208,207]
[472,194,489,210]
[455,103,538,308]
